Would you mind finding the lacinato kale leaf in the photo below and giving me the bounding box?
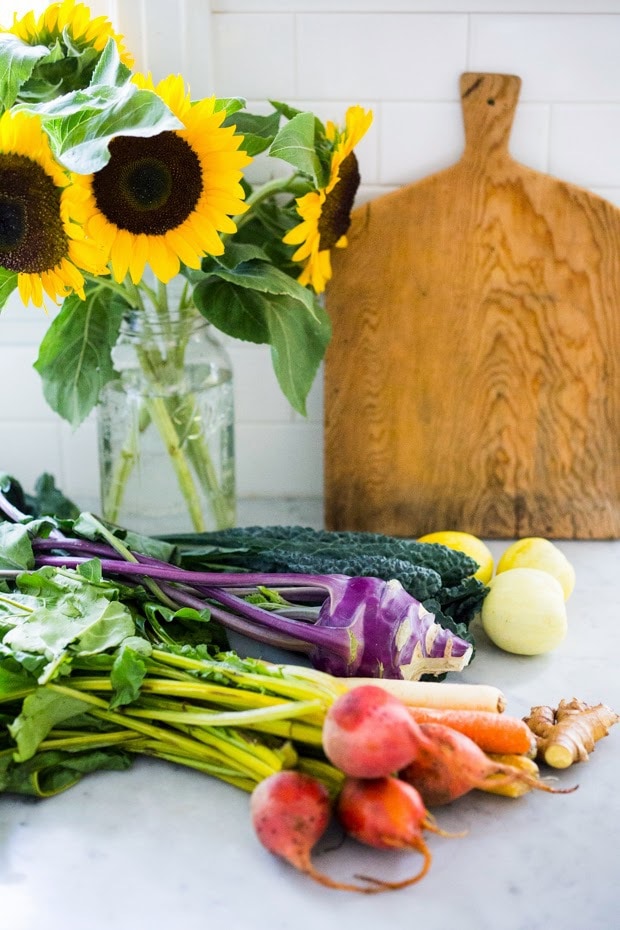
[162,524,477,583]
[161,525,488,627]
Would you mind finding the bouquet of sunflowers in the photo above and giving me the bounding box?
[0,1,371,532]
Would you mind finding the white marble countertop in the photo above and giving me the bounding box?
[1,500,619,930]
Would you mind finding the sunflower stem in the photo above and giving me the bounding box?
[170,394,234,528]
[243,174,302,210]
[142,392,208,531]
[101,412,144,519]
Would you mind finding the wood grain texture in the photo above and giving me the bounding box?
[324,73,620,539]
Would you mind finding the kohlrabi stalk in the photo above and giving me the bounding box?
[29,548,472,681]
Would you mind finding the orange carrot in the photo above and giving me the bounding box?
[407,707,536,756]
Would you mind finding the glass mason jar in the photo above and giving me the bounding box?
[97,304,235,536]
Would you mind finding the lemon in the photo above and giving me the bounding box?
[417,530,494,584]
[481,568,567,655]
[495,537,575,600]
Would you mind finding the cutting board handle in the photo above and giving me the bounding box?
[460,72,522,164]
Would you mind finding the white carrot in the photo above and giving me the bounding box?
[342,678,506,713]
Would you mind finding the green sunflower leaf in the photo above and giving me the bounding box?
[214,97,246,115]
[214,242,271,270]
[270,99,326,136]
[269,111,329,188]
[193,277,270,344]
[0,34,50,110]
[90,37,132,89]
[34,286,126,428]
[0,268,18,311]
[198,259,319,317]
[11,38,100,106]
[266,293,331,416]
[224,110,281,157]
[31,83,182,173]
[193,269,330,414]
[269,100,305,122]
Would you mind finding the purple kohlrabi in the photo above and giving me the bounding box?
[311,576,472,680]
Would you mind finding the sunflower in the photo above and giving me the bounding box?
[4,0,134,68]
[283,105,373,293]
[0,109,106,307]
[69,74,252,285]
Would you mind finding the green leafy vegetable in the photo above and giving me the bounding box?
[162,524,487,629]
[0,522,34,571]
[0,477,486,800]
[9,687,92,761]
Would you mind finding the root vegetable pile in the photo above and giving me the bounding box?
[250,684,588,892]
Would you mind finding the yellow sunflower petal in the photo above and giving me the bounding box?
[291,235,319,263]
[128,234,149,285]
[58,256,86,291]
[60,259,86,299]
[147,237,181,283]
[40,270,65,302]
[164,229,202,270]
[283,222,313,246]
[195,202,240,234]
[86,211,118,252]
[306,249,332,293]
[29,274,44,307]
[66,238,100,274]
[17,274,32,306]
[110,229,133,282]
[187,214,225,256]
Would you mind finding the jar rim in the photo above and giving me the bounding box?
[121,308,210,337]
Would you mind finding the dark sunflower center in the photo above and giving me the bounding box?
[124,158,172,210]
[318,151,361,251]
[92,132,203,235]
[0,154,68,273]
[0,199,25,250]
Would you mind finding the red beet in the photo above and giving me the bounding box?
[250,770,383,893]
[322,684,423,777]
[337,775,452,890]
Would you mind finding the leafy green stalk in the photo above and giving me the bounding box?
[0,558,346,797]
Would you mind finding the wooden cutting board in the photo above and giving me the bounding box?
[324,72,620,539]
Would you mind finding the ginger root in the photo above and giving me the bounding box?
[523,698,619,769]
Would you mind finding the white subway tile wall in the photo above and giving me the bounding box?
[2,1,620,507]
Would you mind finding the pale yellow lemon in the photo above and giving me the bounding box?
[495,537,575,600]
[481,567,567,655]
[417,530,494,584]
